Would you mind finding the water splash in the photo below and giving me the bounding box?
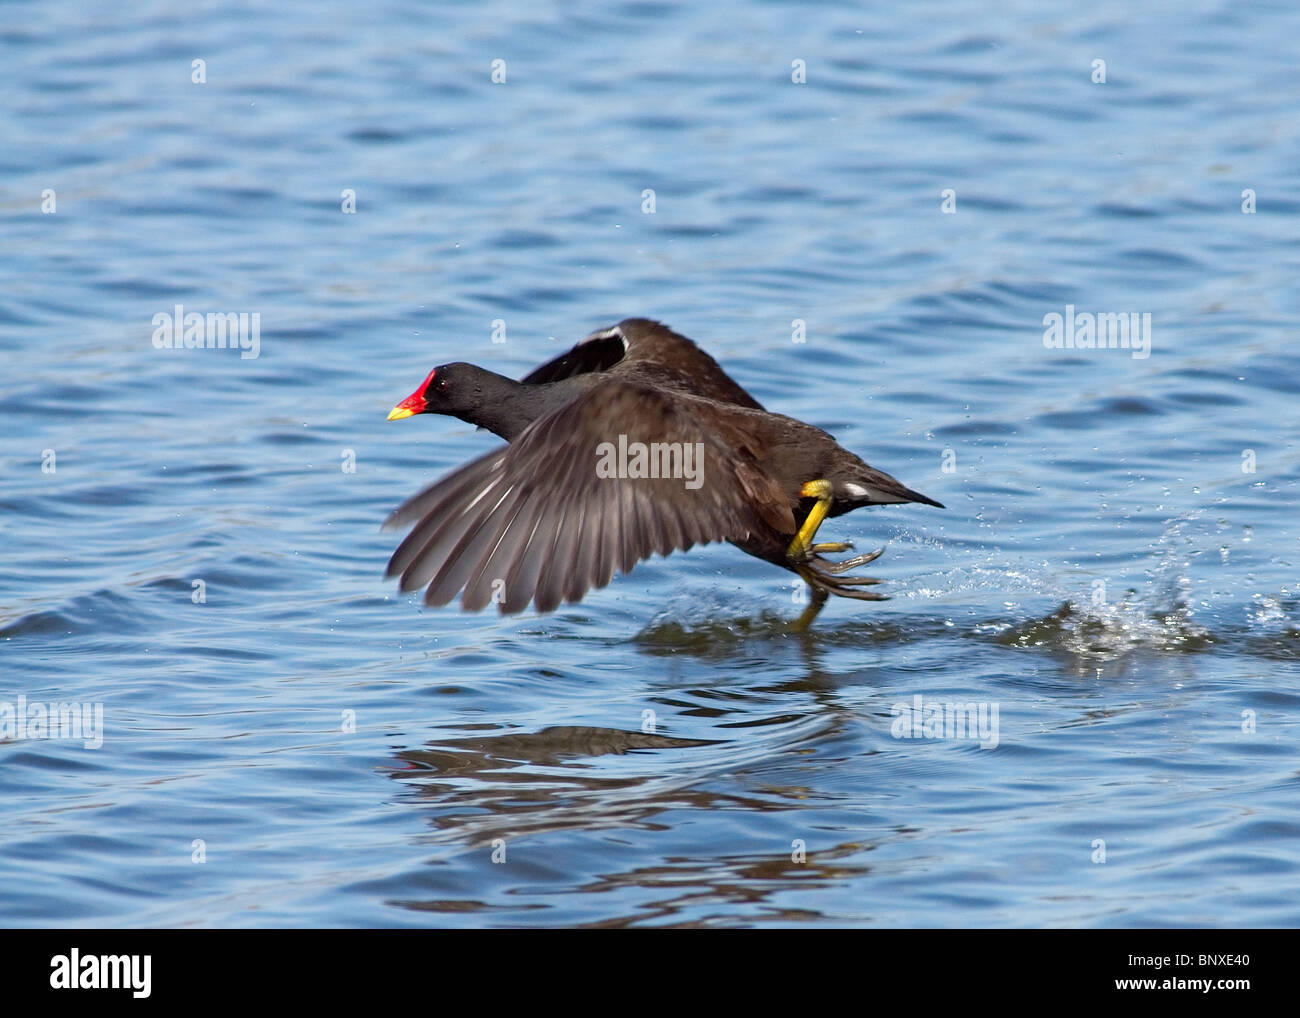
[994,512,1215,659]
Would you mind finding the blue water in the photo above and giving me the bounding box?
[2,0,1298,927]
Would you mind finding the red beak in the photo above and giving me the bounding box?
[387,369,436,420]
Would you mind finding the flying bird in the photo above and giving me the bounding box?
[383,319,942,624]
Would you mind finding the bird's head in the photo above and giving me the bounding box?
[386,363,478,420]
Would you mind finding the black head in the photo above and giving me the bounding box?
[386,362,487,420]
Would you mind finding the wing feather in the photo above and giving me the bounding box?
[384,381,792,613]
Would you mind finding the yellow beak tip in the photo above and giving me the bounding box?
[387,406,416,421]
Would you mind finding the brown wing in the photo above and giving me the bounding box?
[384,382,793,613]
[521,319,765,411]
[520,329,627,385]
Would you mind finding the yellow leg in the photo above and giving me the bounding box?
[787,479,834,560]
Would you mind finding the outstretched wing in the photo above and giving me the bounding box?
[384,382,794,613]
[522,319,765,411]
[520,328,627,386]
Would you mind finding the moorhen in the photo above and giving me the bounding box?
[383,319,942,622]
